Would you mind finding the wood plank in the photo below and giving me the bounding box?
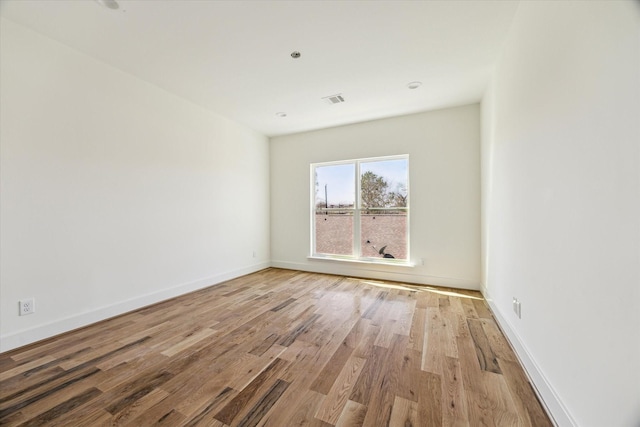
[416,370,443,426]
[213,358,288,425]
[310,341,355,395]
[467,318,502,374]
[183,387,235,427]
[124,394,190,427]
[393,298,416,337]
[422,307,444,374]
[335,399,367,427]
[349,345,388,406]
[352,322,381,359]
[360,334,408,427]
[389,395,419,427]
[278,313,322,347]
[315,355,366,424]
[373,319,396,348]
[0,367,103,421]
[104,371,174,415]
[480,318,518,362]
[48,408,112,427]
[0,356,57,382]
[255,388,328,427]
[395,348,421,402]
[407,307,426,352]
[16,387,102,427]
[473,298,494,319]
[109,387,170,425]
[441,356,469,426]
[456,333,519,425]
[160,327,217,357]
[236,379,290,427]
[248,333,280,357]
[500,359,554,427]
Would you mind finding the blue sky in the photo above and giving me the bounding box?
[315,163,355,205]
[315,158,407,205]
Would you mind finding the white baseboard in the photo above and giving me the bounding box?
[272,260,480,290]
[0,262,270,353]
[481,285,577,427]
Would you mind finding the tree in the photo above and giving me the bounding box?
[389,183,408,207]
[360,171,389,209]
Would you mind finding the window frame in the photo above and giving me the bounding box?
[310,154,410,265]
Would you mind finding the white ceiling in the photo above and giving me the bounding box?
[0,0,519,137]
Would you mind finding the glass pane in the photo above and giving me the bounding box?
[314,163,355,256]
[361,209,407,260]
[360,159,408,210]
[315,163,355,209]
[315,210,354,256]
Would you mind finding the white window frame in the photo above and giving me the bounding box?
[309,154,410,265]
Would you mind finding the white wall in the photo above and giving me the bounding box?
[0,19,270,352]
[271,105,480,289]
[481,2,640,426]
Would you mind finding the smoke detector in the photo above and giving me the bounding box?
[322,94,345,105]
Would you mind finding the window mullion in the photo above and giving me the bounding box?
[354,161,361,258]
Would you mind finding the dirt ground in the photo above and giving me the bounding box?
[314,214,407,259]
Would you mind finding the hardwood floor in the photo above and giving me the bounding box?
[0,268,553,426]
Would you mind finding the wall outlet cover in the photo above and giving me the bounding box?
[19,298,35,316]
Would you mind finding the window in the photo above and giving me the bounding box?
[311,155,409,263]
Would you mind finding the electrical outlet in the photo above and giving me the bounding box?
[19,298,35,316]
[512,298,521,319]
[252,250,257,258]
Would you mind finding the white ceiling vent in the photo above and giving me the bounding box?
[94,0,120,10]
[322,94,345,105]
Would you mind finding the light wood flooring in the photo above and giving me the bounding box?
[0,268,553,426]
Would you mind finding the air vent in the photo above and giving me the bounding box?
[322,94,345,105]
[94,0,120,9]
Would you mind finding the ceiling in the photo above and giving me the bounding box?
[0,0,519,137]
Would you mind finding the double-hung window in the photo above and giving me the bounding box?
[311,155,409,263]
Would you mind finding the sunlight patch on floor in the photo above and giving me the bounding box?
[356,279,483,300]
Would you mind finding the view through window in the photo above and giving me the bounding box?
[312,155,409,262]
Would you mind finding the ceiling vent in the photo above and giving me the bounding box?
[322,94,345,105]
[94,0,120,9]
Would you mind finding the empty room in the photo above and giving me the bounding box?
[1,1,638,426]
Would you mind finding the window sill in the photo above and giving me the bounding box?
[307,255,415,268]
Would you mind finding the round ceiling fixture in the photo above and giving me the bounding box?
[94,0,120,9]
[407,81,422,89]
[290,51,301,59]
[276,112,287,118]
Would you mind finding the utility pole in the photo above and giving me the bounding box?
[325,184,328,209]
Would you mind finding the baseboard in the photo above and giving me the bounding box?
[0,262,270,353]
[481,285,577,427]
[271,260,480,290]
